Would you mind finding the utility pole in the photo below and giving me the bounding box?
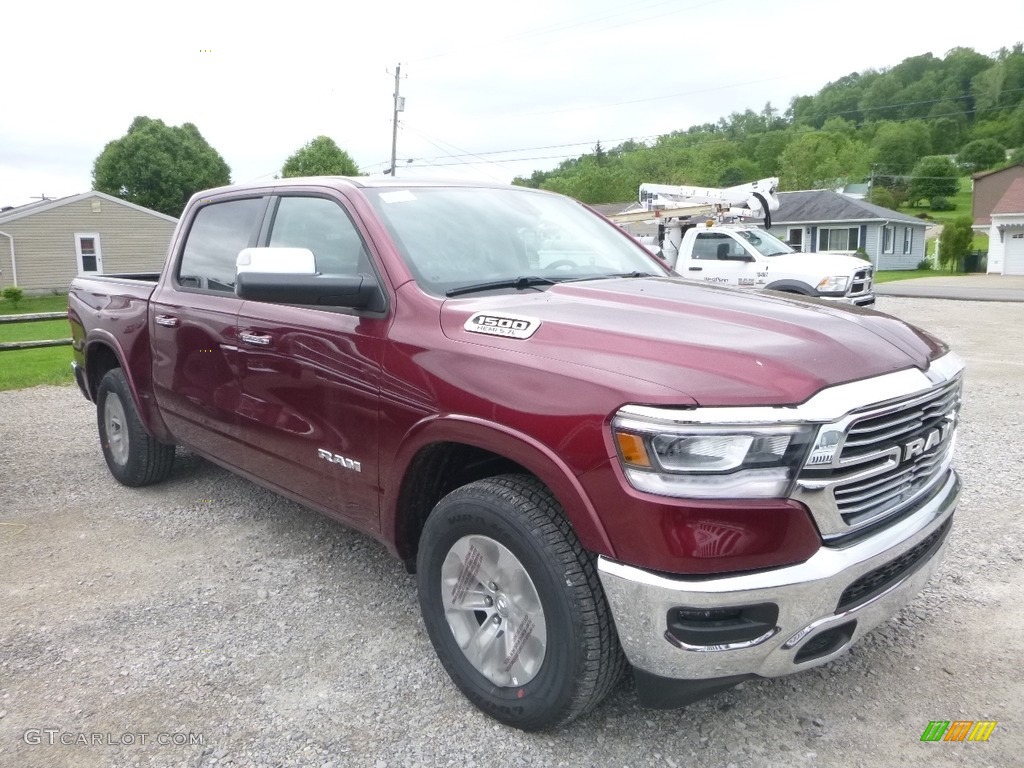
[389,64,404,176]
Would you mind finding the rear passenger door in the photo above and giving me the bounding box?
[234,192,389,532]
[151,195,269,463]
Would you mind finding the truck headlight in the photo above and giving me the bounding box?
[816,275,849,293]
[612,411,813,498]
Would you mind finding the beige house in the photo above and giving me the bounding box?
[0,191,177,293]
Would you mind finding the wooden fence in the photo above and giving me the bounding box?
[0,311,71,351]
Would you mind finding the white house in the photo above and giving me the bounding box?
[983,177,1024,275]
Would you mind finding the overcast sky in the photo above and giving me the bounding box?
[1,0,1021,208]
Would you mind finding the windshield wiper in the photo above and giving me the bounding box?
[445,276,558,297]
[563,271,656,282]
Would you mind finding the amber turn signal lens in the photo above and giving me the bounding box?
[615,431,651,468]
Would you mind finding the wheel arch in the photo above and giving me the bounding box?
[764,279,817,296]
[386,416,616,568]
[83,332,170,441]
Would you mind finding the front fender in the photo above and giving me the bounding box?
[384,415,617,559]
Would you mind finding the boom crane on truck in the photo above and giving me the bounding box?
[607,177,875,305]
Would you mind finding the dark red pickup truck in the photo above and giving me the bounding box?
[69,178,963,730]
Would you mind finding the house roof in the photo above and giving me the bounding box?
[972,163,1024,181]
[588,202,633,217]
[0,191,178,226]
[991,177,1024,216]
[774,190,925,226]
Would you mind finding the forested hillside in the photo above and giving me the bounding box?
[513,45,1024,208]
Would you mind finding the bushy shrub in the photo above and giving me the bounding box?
[930,196,954,211]
[1,286,24,308]
[917,258,934,270]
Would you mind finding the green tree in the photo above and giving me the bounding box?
[957,139,1006,172]
[93,117,231,217]
[778,131,870,190]
[907,156,960,205]
[937,216,974,270]
[867,187,896,209]
[281,136,359,177]
[871,120,931,174]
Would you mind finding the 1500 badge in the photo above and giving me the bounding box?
[464,313,541,339]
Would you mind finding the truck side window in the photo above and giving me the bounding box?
[179,198,266,292]
[268,197,370,275]
[692,232,743,260]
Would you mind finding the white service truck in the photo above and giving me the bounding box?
[610,179,875,306]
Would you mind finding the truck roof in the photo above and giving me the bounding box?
[192,176,523,199]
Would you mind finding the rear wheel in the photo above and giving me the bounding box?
[416,474,626,730]
[96,368,175,487]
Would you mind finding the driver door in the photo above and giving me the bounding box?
[690,232,758,288]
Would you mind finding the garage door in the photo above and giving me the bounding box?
[1006,231,1024,275]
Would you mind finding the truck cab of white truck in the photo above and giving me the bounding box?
[655,221,876,306]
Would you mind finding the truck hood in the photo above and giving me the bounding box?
[764,252,870,276]
[439,277,943,407]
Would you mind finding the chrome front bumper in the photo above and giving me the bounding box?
[598,469,959,681]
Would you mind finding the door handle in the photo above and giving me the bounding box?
[688,267,703,272]
[240,332,272,347]
[154,315,179,328]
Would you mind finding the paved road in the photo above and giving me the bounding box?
[875,274,1024,301]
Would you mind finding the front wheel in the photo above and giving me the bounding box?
[416,475,626,730]
[96,368,175,487]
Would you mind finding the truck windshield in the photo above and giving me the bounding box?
[734,229,795,257]
[364,187,669,296]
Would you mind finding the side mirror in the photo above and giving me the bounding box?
[235,247,385,311]
[237,247,317,275]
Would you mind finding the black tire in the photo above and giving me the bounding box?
[416,474,626,730]
[96,368,175,487]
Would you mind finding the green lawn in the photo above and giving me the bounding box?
[0,319,70,343]
[0,346,74,390]
[0,293,69,315]
[0,295,75,390]
[874,269,963,283]
[903,177,988,252]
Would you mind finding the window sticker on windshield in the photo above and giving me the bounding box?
[464,313,541,340]
[379,190,417,203]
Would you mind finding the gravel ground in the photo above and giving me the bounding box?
[1,296,1021,768]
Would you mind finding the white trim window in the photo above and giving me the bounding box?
[787,228,803,250]
[882,225,895,254]
[903,227,913,255]
[75,233,103,274]
[817,226,860,252]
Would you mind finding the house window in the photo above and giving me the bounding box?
[817,227,860,252]
[75,233,102,274]
[788,228,803,250]
[903,227,913,254]
[882,225,895,254]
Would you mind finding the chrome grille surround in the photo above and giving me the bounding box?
[849,266,873,298]
[793,368,963,540]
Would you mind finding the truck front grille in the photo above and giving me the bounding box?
[799,376,962,532]
[849,267,872,297]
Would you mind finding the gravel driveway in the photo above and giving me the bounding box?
[1,297,1021,768]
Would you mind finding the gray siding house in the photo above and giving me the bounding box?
[0,191,177,293]
[768,190,927,271]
